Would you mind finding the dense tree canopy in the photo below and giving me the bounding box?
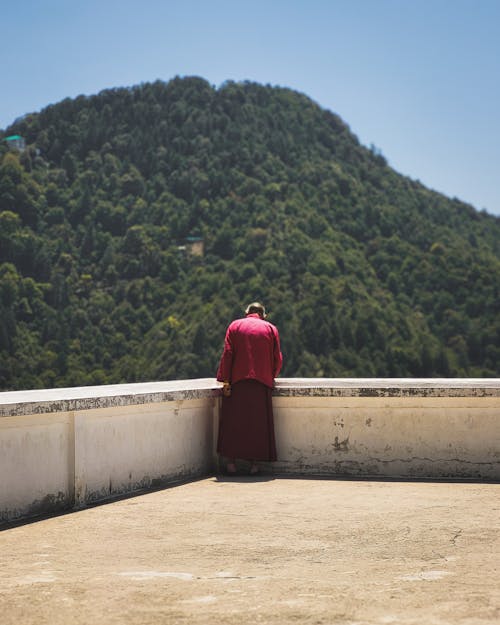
[0,77,499,390]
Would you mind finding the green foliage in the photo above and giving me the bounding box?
[0,77,499,389]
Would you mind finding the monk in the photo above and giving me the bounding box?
[216,302,283,475]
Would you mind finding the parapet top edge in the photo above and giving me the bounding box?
[1,378,499,417]
[0,379,220,417]
[276,378,500,388]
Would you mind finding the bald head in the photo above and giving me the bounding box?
[245,302,266,318]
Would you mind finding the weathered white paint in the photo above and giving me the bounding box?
[0,412,74,520]
[272,395,500,479]
[73,400,215,506]
[0,378,499,523]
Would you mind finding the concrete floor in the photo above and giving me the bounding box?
[1,476,499,625]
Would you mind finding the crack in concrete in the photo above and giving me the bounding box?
[451,529,463,545]
[369,456,499,466]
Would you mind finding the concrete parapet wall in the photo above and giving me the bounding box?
[272,378,500,479]
[273,395,500,478]
[1,378,499,523]
[0,380,218,523]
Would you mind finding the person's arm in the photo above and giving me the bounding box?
[273,328,283,378]
[216,327,233,384]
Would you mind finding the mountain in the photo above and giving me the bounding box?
[0,77,499,390]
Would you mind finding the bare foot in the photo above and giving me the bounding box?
[249,464,259,475]
[226,462,237,474]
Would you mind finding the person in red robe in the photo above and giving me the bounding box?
[216,302,283,475]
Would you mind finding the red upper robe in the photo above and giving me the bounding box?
[216,313,283,388]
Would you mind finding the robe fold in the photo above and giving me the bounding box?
[217,379,277,461]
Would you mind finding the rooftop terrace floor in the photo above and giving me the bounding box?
[1,476,499,625]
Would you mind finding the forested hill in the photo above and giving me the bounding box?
[1,77,499,390]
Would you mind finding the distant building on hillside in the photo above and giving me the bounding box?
[4,135,26,152]
[185,236,204,257]
[177,236,204,258]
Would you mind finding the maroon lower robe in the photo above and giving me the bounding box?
[217,379,277,461]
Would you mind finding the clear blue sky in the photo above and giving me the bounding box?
[2,0,500,215]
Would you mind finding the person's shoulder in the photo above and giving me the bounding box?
[228,317,246,330]
[263,319,279,333]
